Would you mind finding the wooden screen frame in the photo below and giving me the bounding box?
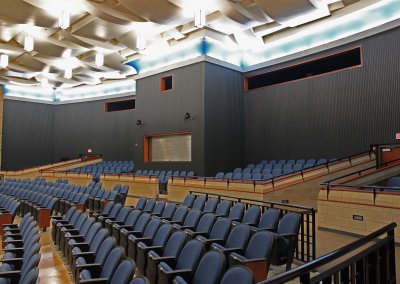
[144,132,192,163]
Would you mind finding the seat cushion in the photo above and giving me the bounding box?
[158,262,173,273]
[173,276,188,284]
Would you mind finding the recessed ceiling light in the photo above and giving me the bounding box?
[0,54,9,68]
[95,53,104,67]
[24,35,34,52]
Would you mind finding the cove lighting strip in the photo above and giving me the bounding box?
[4,80,136,103]
[4,0,400,102]
[128,0,400,72]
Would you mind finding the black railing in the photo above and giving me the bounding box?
[189,190,316,262]
[321,157,400,201]
[259,222,397,284]
[179,150,375,190]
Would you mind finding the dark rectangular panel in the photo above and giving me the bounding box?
[246,47,362,91]
[105,99,135,112]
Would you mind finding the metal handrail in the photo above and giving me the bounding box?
[321,156,400,186]
[259,222,397,284]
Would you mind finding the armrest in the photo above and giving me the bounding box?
[4,240,23,244]
[3,248,24,253]
[0,270,21,281]
[174,225,194,230]
[51,216,63,219]
[185,231,208,237]
[198,238,224,244]
[1,258,23,264]
[63,229,80,233]
[73,251,95,258]
[138,245,163,254]
[252,227,275,232]
[105,219,120,224]
[76,263,101,270]
[220,247,244,254]
[149,255,175,264]
[280,233,297,239]
[2,224,17,228]
[132,237,152,245]
[123,230,142,235]
[116,225,134,229]
[66,234,84,240]
[70,242,90,248]
[79,278,108,284]
[159,268,193,277]
[60,224,74,229]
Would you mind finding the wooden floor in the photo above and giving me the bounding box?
[1,217,398,283]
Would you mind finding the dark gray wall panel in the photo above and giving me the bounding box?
[244,26,400,164]
[2,100,54,170]
[134,63,205,175]
[53,97,137,161]
[204,63,244,176]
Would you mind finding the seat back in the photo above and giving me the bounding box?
[277,213,300,236]
[133,213,151,232]
[171,206,188,223]
[192,196,206,210]
[115,207,131,222]
[225,224,251,249]
[215,200,231,217]
[136,197,147,210]
[163,231,186,257]
[152,201,165,215]
[153,224,173,247]
[85,222,101,243]
[182,209,201,227]
[110,259,136,284]
[142,219,162,239]
[89,228,109,252]
[109,203,122,219]
[258,209,280,231]
[220,266,255,284]
[161,203,176,219]
[125,210,142,226]
[192,251,226,284]
[143,198,156,212]
[182,194,195,207]
[94,237,117,265]
[176,240,205,271]
[203,198,218,213]
[99,247,125,278]
[245,231,274,259]
[209,218,231,240]
[20,268,39,284]
[195,213,215,234]
[228,203,245,220]
[242,206,261,225]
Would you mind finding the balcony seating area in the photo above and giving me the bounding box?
[0,178,129,231]
[68,160,134,176]
[47,192,300,283]
[0,212,41,284]
[135,170,195,183]
[215,158,336,181]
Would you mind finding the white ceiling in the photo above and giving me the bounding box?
[0,0,375,90]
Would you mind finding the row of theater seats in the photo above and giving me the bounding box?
[0,194,20,222]
[216,158,336,181]
[135,170,195,183]
[0,178,130,229]
[51,193,300,283]
[382,176,400,192]
[68,160,135,175]
[0,213,40,284]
